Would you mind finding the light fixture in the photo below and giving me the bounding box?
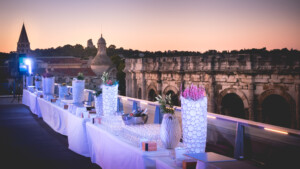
[264,128,288,135]
[24,58,32,75]
[207,115,216,119]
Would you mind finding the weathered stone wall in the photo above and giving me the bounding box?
[124,54,300,129]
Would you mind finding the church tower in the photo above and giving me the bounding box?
[17,23,31,54]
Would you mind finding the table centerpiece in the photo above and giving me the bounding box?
[156,94,181,149]
[59,83,68,99]
[34,74,42,90]
[72,72,85,104]
[26,74,33,88]
[101,72,118,116]
[42,72,55,95]
[180,84,207,153]
[93,88,103,116]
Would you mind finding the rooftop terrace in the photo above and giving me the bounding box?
[1,86,300,169]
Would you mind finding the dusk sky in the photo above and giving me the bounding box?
[0,0,299,53]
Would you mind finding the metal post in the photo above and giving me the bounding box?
[234,122,245,159]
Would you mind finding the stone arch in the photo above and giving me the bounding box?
[146,83,157,101]
[217,88,249,119]
[258,89,296,128]
[163,85,179,96]
[163,85,180,106]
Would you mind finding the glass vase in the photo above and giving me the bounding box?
[94,95,103,116]
[181,96,207,153]
[72,79,85,104]
[42,77,55,95]
[102,84,118,116]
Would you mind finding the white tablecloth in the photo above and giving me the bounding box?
[22,89,29,106]
[67,112,90,157]
[86,123,170,169]
[155,157,183,169]
[22,89,42,117]
[36,97,68,136]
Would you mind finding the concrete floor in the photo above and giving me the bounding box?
[0,103,101,169]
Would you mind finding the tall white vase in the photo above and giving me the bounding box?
[42,77,55,95]
[102,84,118,116]
[94,95,103,116]
[35,80,42,90]
[160,114,181,149]
[26,76,33,88]
[181,96,207,153]
[59,85,68,99]
[72,79,85,104]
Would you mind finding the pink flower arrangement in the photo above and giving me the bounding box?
[181,84,206,101]
[106,80,113,85]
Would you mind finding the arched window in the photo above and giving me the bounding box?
[221,93,245,119]
[262,94,291,128]
[148,89,157,101]
[166,90,179,106]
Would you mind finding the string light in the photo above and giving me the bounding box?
[264,128,288,135]
[207,115,216,119]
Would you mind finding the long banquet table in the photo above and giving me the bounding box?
[21,89,264,169]
[22,89,181,169]
[24,89,264,169]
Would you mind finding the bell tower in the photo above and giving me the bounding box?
[17,23,31,54]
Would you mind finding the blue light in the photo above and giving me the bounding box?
[24,58,32,75]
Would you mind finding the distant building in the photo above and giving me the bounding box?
[87,39,95,48]
[17,24,31,55]
[14,24,116,90]
[124,54,300,129]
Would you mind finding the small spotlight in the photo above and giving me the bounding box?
[24,58,32,75]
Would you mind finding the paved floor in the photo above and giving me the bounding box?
[0,104,101,169]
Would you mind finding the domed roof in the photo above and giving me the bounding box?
[91,52,112,66]
[91,34,112,66]
[98,34,106,44]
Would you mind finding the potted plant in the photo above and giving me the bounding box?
[156,94,181,149]
[101,71,119,116]
[59,83,68,99]
[35,74,42,91]
[180,84,207,153]
[42,72,55,95]
[93,89,103,116]
[72,72,85,104]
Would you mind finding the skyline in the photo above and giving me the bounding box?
[0,0,299,53]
